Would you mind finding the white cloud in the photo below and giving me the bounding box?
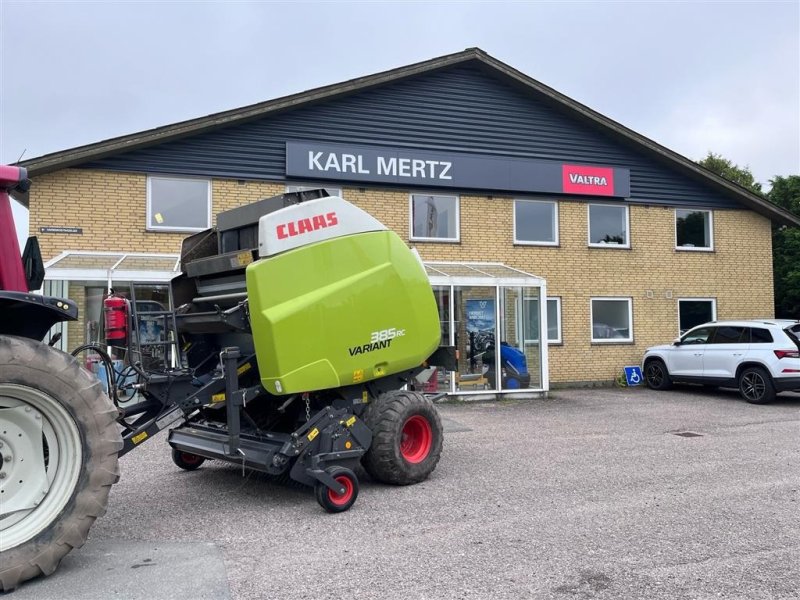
[643,35,800,184]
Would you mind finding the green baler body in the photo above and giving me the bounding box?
[246,230,440,395]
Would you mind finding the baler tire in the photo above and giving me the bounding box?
[171,449,205,471]
[361,390,443,485]
[314,466,359,513]
[0,335,122,591]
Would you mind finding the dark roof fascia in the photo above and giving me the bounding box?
[16,47,799,227]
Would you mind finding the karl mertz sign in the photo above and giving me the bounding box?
[286,141,630,198]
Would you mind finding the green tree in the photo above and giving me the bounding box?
[768,175,800,214]
[768,176,800,318]
[697,153,800,319]
[698,152,763,194]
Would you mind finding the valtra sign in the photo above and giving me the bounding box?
[562,165,615,196]
[286,141,630,198]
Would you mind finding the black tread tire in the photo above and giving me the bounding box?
[171,449,205,471]
[361,390,443,485]
[738,366,776,405]
[644,358,672,391]
[0,335,122,591]
[314,466,359,513]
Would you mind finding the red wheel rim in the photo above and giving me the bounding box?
[327,475,354,506]
[400,415,433,464]
[181,452,202,465]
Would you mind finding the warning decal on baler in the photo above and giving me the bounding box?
[237,362,252,376]
[307,428,319,442]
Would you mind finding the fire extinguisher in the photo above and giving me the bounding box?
[104,294,129,347]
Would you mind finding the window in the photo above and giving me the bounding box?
[514,200,558,245]
[588,204,629,247]
[749,328,774,344]
[711,326,745,344]
[524,296,562,344]
[147,176,211,231]
[678,298,716,334]
[591,298,632,342]
[676,209,713,250]
[285,184,342,198]
[410,194,459,241]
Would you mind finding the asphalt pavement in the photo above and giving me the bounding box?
[12,386,800,600]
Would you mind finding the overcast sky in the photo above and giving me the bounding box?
[2,1,798,247]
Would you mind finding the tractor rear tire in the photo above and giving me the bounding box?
[361,390,443,485]
[0,335,122,591]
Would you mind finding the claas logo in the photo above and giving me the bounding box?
[276,212,338,239]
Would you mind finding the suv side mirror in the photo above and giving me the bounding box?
[22,236,45,291]
[672,338,682,346]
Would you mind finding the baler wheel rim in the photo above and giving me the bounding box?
[327,475,355,506]
[400,415,433,464]
[180,452,203,465]
[315,466,359,512]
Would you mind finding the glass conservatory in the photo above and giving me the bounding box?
[422,262,548,397]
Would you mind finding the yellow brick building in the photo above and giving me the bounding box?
[15,49,800,391]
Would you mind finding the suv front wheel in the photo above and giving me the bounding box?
[644,358,672,391]
[738,366,776,404]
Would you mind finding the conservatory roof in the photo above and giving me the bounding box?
[44,251,181,282]
[423,262,543,287]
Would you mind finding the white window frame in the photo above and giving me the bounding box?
[587,203,630,249]
[513,199,559,246]
[675,208,714,251]
[590,297,634,343]
[409,193,460,242]
[677,297,717,336]
[523,296,562,344]
[146,175,211,232]
[285,184,343,198]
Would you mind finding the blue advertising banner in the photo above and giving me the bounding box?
[466,299,495,334]
[466,299,496,354]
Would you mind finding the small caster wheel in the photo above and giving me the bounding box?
[172,448,206,471]
[314,466,358,513]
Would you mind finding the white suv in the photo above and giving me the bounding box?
[642,320,800,404]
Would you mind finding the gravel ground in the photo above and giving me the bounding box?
[27,386,800,599]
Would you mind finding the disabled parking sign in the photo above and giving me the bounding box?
[623,366,643,386]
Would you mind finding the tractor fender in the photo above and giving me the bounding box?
[0,291,78,342]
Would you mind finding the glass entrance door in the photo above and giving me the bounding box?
[454,286,498,392]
